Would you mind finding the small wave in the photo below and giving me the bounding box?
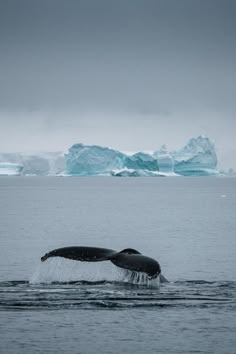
[175,280,217,285]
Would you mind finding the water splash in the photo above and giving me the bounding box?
[30,258,160,288]
[118,269,160,288]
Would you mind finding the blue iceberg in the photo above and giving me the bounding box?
[65,144,126,175]
[0,136,219,176]
[65,136,218,177]
[65,144,160,176]
[172,136,218,176]
[124,152,158,171]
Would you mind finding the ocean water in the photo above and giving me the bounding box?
[0,176,236,354]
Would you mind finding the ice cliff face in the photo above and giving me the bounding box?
[124,152,157,171]
[65,136,218,176]
[65,144,126,175]
[65,144,159,176]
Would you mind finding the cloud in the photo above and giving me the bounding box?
[0,0,235,168]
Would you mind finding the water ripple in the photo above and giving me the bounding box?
[0,280,235,311]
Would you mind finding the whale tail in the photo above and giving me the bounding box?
[41,246,117,263]
[41,246,164,280]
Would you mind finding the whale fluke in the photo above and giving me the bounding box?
[41,246,116,263]
[41,246,164,280]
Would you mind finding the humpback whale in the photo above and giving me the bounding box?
[41,246,167,281]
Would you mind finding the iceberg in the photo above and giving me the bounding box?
[124,152,158,171]
[172,136,218,176]
[0,136,219,177]
[153,145,174,173]
[65,136,218,177]
[0,152,65,176]
[0,162,23,176]
[65,144,126,175]
[223,168,236,176]
[65,144,160,176]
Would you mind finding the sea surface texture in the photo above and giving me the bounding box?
[0,177,236,354]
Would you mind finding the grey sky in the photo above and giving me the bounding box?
[0,0,235,169]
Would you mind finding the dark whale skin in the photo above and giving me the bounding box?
[41,246,163,280]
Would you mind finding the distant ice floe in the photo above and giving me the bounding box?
[0,162,23,176]
[0,136,220,177]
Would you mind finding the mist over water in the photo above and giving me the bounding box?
[0,176,236,353]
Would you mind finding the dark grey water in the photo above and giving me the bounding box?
[0,177,236,354]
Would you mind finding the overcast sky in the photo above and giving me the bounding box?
[0,0,235,168]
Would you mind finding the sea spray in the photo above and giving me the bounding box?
[30,258,160,288]
[117,269,160,288]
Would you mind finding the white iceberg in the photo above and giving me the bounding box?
[0,162,23,176]
[0,152,65,176]
[153,145,174,173]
